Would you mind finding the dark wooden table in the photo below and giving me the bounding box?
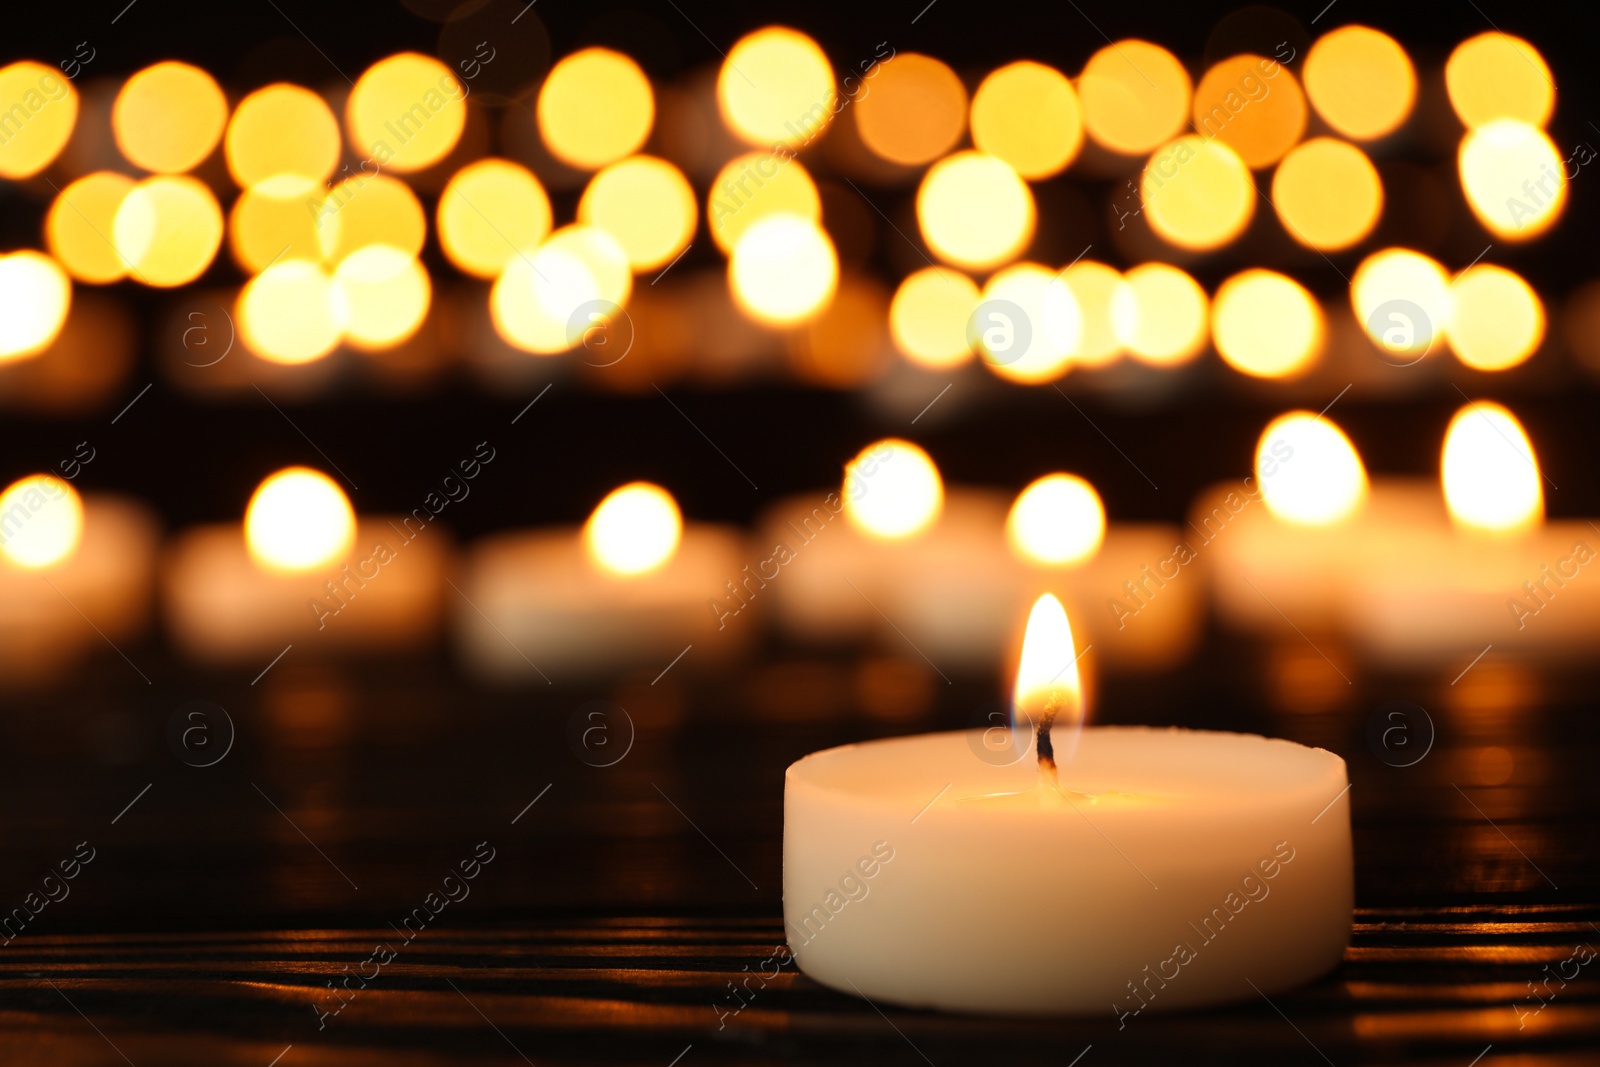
[1,637,1595,1065]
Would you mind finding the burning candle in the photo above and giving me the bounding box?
[0,474,156,682]
[164,466,446,662]
[783,594,1352,1015]
[456,481,748,681]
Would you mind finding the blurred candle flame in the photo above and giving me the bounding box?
[1442,402,1544,534]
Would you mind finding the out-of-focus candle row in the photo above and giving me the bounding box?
[4,395,1593,685]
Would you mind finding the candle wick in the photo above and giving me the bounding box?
[1036,691,1060,789]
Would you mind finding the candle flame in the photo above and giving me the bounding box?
[1441,401,1543,534]
[584,481,683,576]
[1006,473,1106,566]
[0,474,82,569]
[245,467,354,573]
[841,438,943,541]
[1257,412,1368,526]
[1013,593,1084,786]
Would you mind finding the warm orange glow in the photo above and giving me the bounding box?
[1013,592,1082,734]
[578,155,696,271]
[1257,413,1367,526]
[842,439,943,541]
[245,467,355,573]
[538,48,653,170]
[1442,402,1543,533]
[437,159,552,278]
[229,175,327,273]
[1212,270,1322,379]
[1458,119,1566,240]
[1112,263,1207,366]
[333,244,430,350]
[491,225,631,355]
[1446,32,1554,129]
[1078,41,1190,155]
[0,475,82,568]
[112,176,224,288]
[718,27,835,149]
[1191,55,1306,169]
[1351,248,1451,363]
[970,61,1082,179]
[1141,135,1254,250]
[319,173,427,263]
[46,173,135,284]
[347,52,466,174]
[0,252,70,362]
[0,61,78,179]
[729,213,837,327]
[1059,261,1126,367]
[916,151,1035,270]
[856,53,967,166]
[1271,138,1383,251]
[889,267,979,369]
[1447,265,1544,371]
[112,62,228,173]
[708,152,821,256]
[1303,26,1415,140]
[584,482,682,576]
[975,263,1079,384]
[225,84,341,187]
[1007,474,1106,566]
[238,260,345,364]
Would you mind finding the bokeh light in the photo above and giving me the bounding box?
[0,475,82,568]
[245,467,355,573]
[1446,32,1554,129]
[0,61,78,179]
[538,48,653,170]
[1006,474,1106,566]
[1141,135,1254,250]
[718,27,836,149]
[1191,54,1306,169]
[347,52,466,174]
[976,263,1079,384]
[1442,402,1543,534]
[842,439,943,541]
[856,53,967,167]
[1302,26,1415,140]
[970,61,1082,179]
[1447,265,1544,371]
[318,173,427,263]
[491,225,631,354]
[112,61,228,173]
[333,244,431,350]
[0,252,71,362]
[1212,269,1322,379]
[1112,262,1208,366]
[238,260,345,364]
[889,267,979,369]
[578,156,697,271]
[1060,261,1127,367]
[708,152,821,255]
[916,151,1035,270]
[584,482,683,577]
[229,175,328,273]
[729,213,838,327]
[1458,119,1566,240]
[1351,248,1451,362]
[112,175,224,287]
[1270,137,1383,251]
[46,173,135,284]
[1257,413,1367,526]
[438,159,552,278]
[225,84,341,188]
[1078,41,1191,155]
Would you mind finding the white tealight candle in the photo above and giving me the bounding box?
[457,481,748,681]
[784,595,1352,1016]
[165,466,446,662]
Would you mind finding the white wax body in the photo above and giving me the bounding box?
[163,518,447,662]
[784,728,1351,1016]
[0,496,157,680]
[1197,478,1446,632]
[456,523,749,681]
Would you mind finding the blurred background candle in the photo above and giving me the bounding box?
[457,481,748,682]
[164,466,446,662]
[0,474,157,683]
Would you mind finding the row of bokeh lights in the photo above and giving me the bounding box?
[0,25,1568,379]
